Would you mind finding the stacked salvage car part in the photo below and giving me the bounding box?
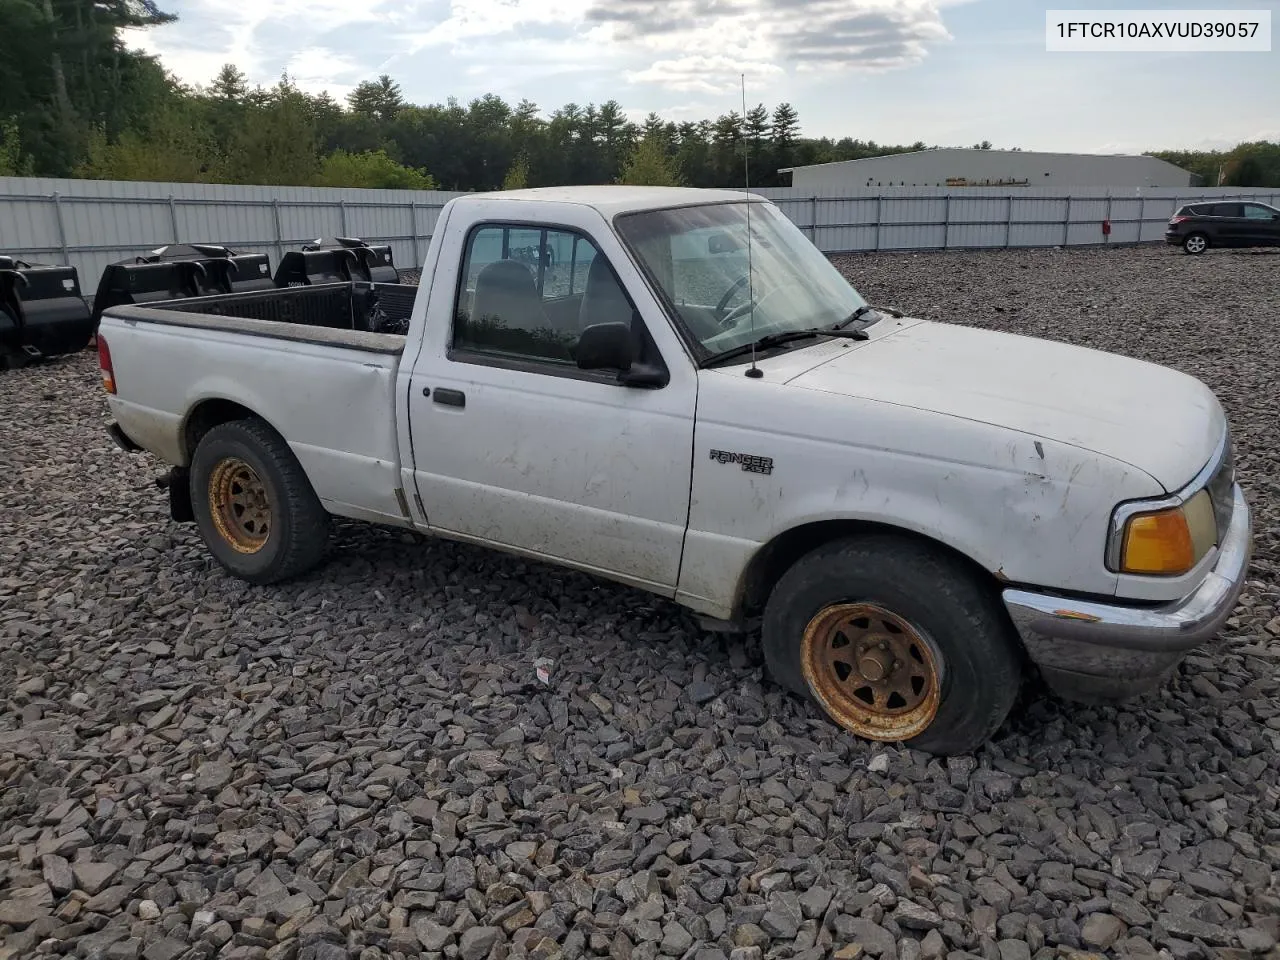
[3,236,402,369]
[90,243,276,329]
[273,236,400,286]
[0,255,94,370]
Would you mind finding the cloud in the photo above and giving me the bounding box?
[121,0,959,102]
[590,0,955,88]
[284,48,368,100]
[776,1,952,69]
[626,56,783,94]
[120,0,394,90]
[405,0,594,51]
[402,0,958,94]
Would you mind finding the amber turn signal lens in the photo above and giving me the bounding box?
[1122,506,1195,575]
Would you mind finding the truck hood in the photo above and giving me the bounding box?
[786,319,1224,491]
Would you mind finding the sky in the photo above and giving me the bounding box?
[122,0,1279,153]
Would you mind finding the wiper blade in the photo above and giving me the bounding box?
[833,303,904,330]
[700,326,868,369]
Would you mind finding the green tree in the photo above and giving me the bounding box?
[0,0,176,175]
[502,152,530,189]
[596,99,635,182]
[641,112,664,142]
[675,121,713,188]
[1151,148,1222,185]
[0,117,32,175]
[223,76,319,185]
[619,135,682,187]
[467,93,515,189]
[1222,142,1280,187]
[507,100,545,185]
[210,64,247,102]
[347,74,404,124]
[770,103,799,180]
[711,112,742,185]
[75,102,222,182]
[743,103,771,186]
[314,149,436,189]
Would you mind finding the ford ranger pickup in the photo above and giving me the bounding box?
[98,186,1253,755]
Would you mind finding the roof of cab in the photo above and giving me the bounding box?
[446,185,765,217]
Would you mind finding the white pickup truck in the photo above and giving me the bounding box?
[99,186,1252,756]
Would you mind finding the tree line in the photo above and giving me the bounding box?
[1,1,1278,191]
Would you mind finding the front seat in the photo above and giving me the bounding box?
[578,256,633,332]
[468,259,546,346]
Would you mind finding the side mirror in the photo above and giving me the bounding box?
[576,319,669,388]
[576,321,633,371]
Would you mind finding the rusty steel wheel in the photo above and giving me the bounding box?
[190,420,330,584]
[763,536,1022,755]
[800,602,943,742]
[208,457,271,553]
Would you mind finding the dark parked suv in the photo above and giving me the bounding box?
[1166,200,1280,254]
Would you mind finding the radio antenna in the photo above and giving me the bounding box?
[741,72,761,379]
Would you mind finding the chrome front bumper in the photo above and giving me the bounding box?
[1003,483,1252,703]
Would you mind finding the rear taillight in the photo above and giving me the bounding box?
[97,336,116,394]
[1169,216,1188,225]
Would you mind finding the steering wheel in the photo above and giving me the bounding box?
[720,282,812,331]
[714,274,752,324]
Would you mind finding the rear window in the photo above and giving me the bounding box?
[1212,203,1244,218]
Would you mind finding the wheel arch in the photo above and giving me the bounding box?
[182,397,285,462]
[734,518,1006,621]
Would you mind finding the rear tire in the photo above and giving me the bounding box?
[761,534,1024,756]
[189,419,330,584]
[1183,233,1208,255]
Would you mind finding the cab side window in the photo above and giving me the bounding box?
[453,224,636,366]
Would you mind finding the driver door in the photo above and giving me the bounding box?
[406,208,699,594]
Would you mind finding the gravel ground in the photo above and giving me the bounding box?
[3,244,1280,960]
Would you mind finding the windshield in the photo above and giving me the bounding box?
[615,200,869,357]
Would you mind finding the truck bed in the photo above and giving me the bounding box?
[121,280,418,339]
[100,282,416,529]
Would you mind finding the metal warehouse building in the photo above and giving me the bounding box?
[780,148,1196,191]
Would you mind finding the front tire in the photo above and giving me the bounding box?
[761,534,1024,756]
[1183,233,1208,255]
[190,419,330,584]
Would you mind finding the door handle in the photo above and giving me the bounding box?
[433,388,465,408]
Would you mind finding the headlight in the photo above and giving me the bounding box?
[1118,489,1217,576]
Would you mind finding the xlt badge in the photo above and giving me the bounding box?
[709,449,774,475]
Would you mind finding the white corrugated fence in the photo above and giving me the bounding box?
[3,176,1278,294]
